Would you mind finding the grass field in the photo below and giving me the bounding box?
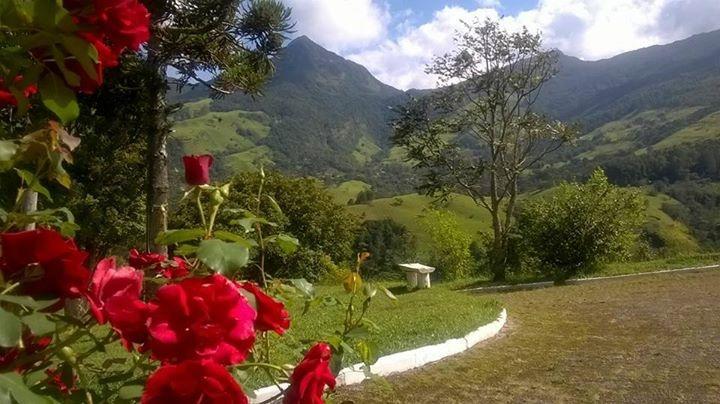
[652,109,720,149]
[346,192,493,247]
[328,180,372,205]
[574,106,717,160]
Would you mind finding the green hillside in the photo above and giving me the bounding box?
[170,101,274,175]
[327,180,372,205]
[337,181,698,255]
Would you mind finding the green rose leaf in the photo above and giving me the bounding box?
[0,140,17,172]
[0,295,58,310]
[355,340,379,367]
[0,372,55,404]
[290,278,315,299]
[212,230,256,248]
[155,228,205,245]
[0,307,22,348]
[118,385,144,400]
[264,233,299,255]
[14,169,52,202]
[22,313,55,336]
[39,72,79,123]
[197,239,249,275]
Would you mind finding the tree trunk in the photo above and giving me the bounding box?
[489,214,506,282]
[21,190,38,230]
[145,40,169,254]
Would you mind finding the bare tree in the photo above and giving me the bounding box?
[393,19,577,281]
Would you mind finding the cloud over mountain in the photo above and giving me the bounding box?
[286,0,720,90]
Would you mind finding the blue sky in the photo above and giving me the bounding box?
[284,0,720,89]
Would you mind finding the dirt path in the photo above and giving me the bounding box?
[335,270,720,403]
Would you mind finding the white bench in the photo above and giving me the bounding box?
[399,263,435,289]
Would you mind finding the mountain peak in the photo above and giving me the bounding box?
[287,35,322,49]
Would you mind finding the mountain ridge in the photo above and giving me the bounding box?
[170,28,720,188]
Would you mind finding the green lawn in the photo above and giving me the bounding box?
[269,282,501,367]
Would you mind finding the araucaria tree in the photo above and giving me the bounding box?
[393,19,577,281]
[143,0,293,252]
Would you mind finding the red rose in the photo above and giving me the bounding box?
[240,282,291,335]
[142,275,256,365]
[142,360,248,404]
[87,257,149,348]
[161,257,190,279]
[45,367,78,395]
[0,229,90,300]
[129,249,166,270]
[0,77,38,107]
[0,334,52,372]
[90,0,151,52]
[182,155,214,185]
[129,250,189,279]
[284,343,336,404]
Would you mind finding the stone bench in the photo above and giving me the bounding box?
[399,263,436,289]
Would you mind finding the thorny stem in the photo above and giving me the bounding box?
[196,189,207,234]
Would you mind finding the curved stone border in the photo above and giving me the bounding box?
[466,264,720,294]
[251,308,507,403]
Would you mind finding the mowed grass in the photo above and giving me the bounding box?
[269,282,501,367]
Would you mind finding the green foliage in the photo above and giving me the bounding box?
[354,219,416,279]
[173,171,360,281]
[59,62,153,258]
[517,169,645,282]
[419,210,474,280]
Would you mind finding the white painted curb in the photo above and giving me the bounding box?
[251,308,508,403]
[465,264,720,293]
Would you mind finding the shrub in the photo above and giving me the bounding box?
[517,168,644,282]
[419,210,474,280]
[355,219,416,279]
[173,171,360,280]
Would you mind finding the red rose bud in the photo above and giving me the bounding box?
[142,360,248,404]
[182,154,214,185]
[161,257,190,279]
[240,282,291,335]
[0,229,90,302]
[129,249,166,270]
[142,275,256,365]
[284,343,336,404]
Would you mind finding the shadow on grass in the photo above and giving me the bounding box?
[387,285,423,296]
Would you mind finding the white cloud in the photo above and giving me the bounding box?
[284,0,390,52]
[348,6,501,89]
[340,0,720,89]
